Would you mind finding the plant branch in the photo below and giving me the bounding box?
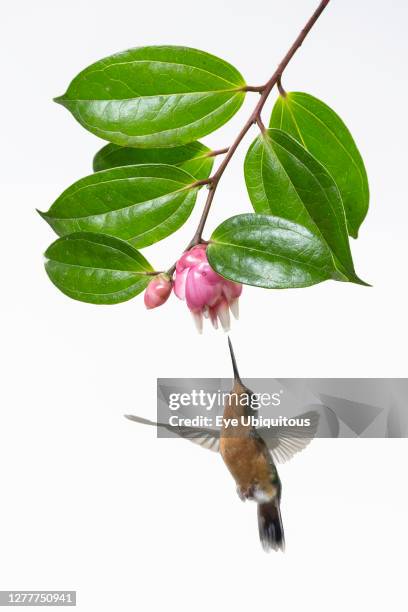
[167,0,330,276]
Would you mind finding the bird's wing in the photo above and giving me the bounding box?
[257,410,320,463]
[125,410,320,460]
[124,414,220,452]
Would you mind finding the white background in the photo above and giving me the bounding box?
[1,0,407,610]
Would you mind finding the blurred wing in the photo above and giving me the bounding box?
[257,410,320,463]
[125,410,320,460]
[124,414,220,452]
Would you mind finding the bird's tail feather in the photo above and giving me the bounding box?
[257,501,285,552]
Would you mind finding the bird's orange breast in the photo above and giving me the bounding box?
[220,434,272,492]
[220,381,278,501]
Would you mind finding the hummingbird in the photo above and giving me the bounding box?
[219,338,285,550]
[126,338,319,552]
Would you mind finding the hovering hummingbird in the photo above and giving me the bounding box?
[126,338,319,552]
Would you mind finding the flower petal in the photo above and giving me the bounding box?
[176,244,207,273]
[209,305,219,329]
[216,298,231,332]
[185,268,221,310]
[191,310,203,334]
[173,267,190,300]
[222,279,243,301]
[229,298,239,320]
[194,261,224,285]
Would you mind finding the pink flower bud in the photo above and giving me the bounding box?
[173,245,242,332]
[144,274,172,309]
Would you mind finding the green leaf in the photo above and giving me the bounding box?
[207,213,337,289]
[244,129,364,285]
[55,46,246,147]
[39,164,200,249]
[270,92,369,238]
[44,232,153,304]
[93,141,214,180]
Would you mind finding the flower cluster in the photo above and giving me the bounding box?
[144,244,242,332]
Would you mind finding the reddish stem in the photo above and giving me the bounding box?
[167,0,331,275]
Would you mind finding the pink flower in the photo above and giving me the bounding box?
[144,274,172,309]
[173,244,242,332]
